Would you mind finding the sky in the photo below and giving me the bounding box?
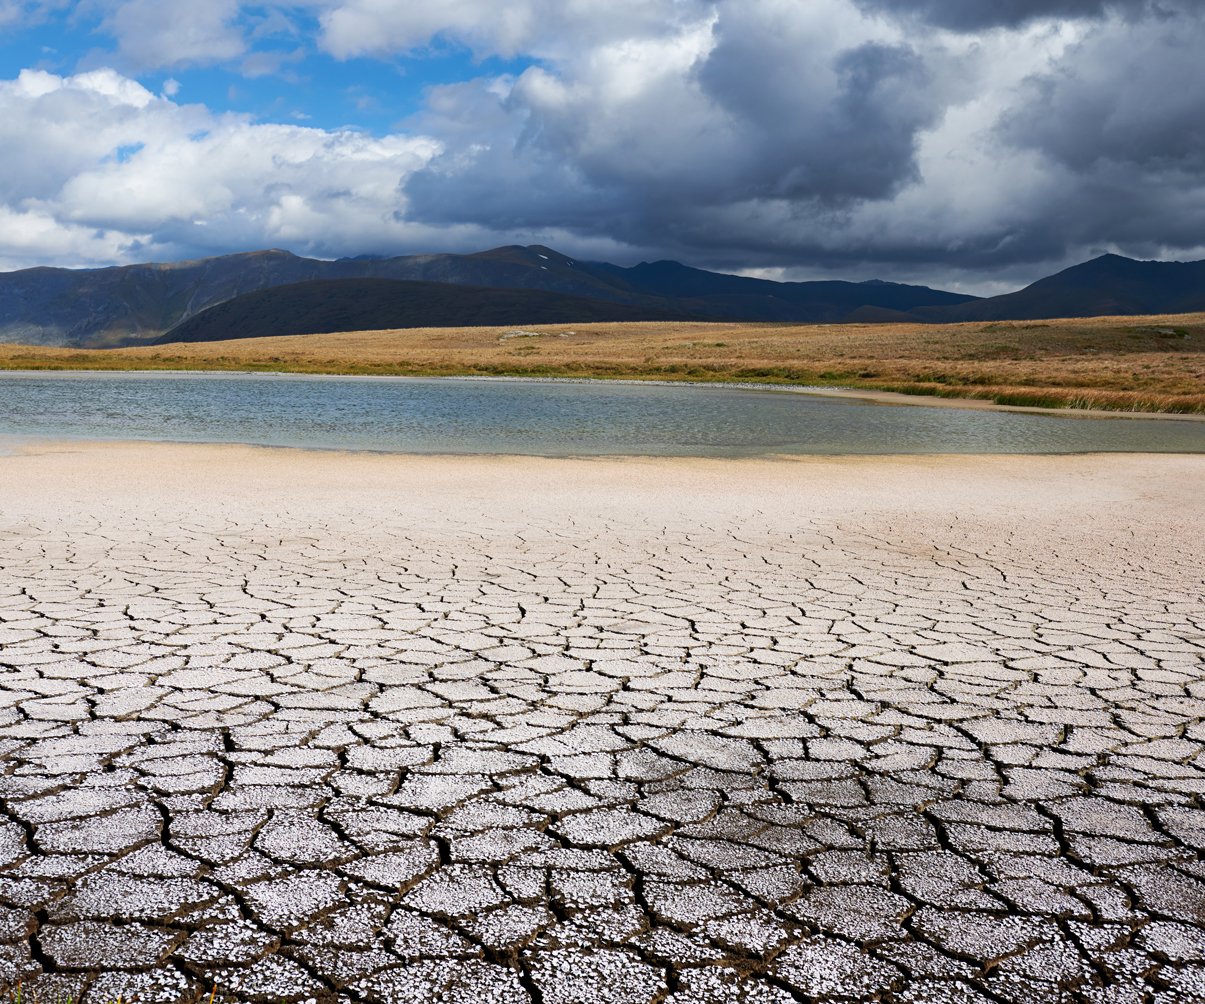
[0,1,1202,292]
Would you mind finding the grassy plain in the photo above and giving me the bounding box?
[1,312,1203,413]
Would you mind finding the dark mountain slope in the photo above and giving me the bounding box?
[582,259,977,322]
[0,243,978,347]
[0,246,640,347]
[0,250,333,347]
[156,278,701,344]
[15,243,1200,347]
[918,254,1205,322]
[343,245,648,303]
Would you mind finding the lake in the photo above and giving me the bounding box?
[0,371,1201,456]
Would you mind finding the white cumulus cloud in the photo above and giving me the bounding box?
[0,68,445,267]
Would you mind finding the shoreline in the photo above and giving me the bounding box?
[7,436,1203,485]
[7,436,1204,465]
[2,366,1203,423]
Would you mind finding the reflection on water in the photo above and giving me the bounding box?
[0,372,1200,456]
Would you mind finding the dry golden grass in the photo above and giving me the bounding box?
[2,312,1203,413]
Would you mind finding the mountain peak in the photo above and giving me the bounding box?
[916,252,1205,321]
[633,259,692,270]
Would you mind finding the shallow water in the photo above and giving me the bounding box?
[0,371,1200,456]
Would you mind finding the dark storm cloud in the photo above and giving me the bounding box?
[405,7,949,237]
[696,31,940,201]
[1001,11,1205,172]
[855,0,1163,30]
[400,0,1205,286]
[958,4,1205,272]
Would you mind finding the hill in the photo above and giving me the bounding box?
[583,258,975,322]
[918,254,1205,322]
[4,244,1203,347]
[0,249,337,347]
[157,278,699,343]
[0,244,978,347]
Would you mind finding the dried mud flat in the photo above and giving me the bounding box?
[0,443,1203,1003]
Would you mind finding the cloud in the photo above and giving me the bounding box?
[696,8,945,202]
[0,68,446,267]
[0,0,1204,288]
[400,1,956,256]
[1002,9,1205,172]
[0,204,136,273]
[100,0,247,69]
[390,0,1205,282]
[0,0,71,29]
[318,0,703,61]
[854,0,1158,31]
[72,1,318,73]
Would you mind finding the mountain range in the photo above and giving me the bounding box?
[0,245,1201,348]
[161,278,697,343]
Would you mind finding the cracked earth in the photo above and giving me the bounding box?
[0,443,1203,1003]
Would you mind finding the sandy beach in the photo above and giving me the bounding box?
[1,442,1203,1002]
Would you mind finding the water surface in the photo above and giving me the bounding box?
[0,371,1200,456]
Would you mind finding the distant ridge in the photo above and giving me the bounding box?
[0,243,978,347]
[0,244,1201,348]
[581,257,975,323]
[156,278,701,343]
[916,254,1205,322]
